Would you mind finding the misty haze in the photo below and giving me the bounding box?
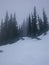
[0,0,49,65]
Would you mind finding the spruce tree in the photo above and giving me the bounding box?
[0,19,4,42]
[4,11,9,41]
[43,9,48,35]
[13,13,18,38]
[27,15,32,36]
[32,6,38,37]
[38,16,43,35]
[21,20,26,36]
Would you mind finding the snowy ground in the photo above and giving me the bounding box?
[0,32,49,65]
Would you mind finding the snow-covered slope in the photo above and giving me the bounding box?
[0,32,49,65]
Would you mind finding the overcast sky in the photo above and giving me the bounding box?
[0,0,49,25]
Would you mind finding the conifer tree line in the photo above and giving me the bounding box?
[21,6,49,37]
[0,12,19,45]
[0,6,49,45]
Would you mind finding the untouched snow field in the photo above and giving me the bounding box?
[0,32,49,65]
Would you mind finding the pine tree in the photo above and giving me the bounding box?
[0,19,4,42]
[27,15,32,36]
[31,15,34,36]
[18,25,22,37]
[3,11,9,41]
[13,13,18,38]
[38,16,43,35]
[31,6,38,37]
[43,9,49,35]
[8,13,14,39]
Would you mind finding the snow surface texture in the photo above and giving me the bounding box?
[0,32,49,65]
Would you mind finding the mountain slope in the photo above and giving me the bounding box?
[0,32,49,65]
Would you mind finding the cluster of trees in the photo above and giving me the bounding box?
[0,6,49,45]
[0,12,19,45]
[21,7,49,37]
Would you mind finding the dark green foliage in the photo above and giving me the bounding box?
[43,9,49,35]
[27,15,32,36]
[27,7,38,37]
[0,12,19,45]
[31,15,37,37]
[33,6,38,36]
[27,7,49,37]
[18,25,22,37]
[38,16,43,35]
[0,7,49,46]
[8,13,18,39]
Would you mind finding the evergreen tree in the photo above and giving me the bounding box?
[31,15,34,36]
[27,15,32,36]
[13,13,18,38]
[31,6,38,37]
[18,25,22,37]
[0,19,4,42]
[38,16,43,35]
[43,9,49,35]
[21,20,26,36]
[0,7,49,46]
[8,13,19,40]
[3,11,9,41]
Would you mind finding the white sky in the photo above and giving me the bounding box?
[0,0,49,25]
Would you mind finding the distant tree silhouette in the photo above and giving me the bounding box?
[43,9,49,35]
[32,6,38,37]
[38,16,43,35]
[8,13,18,40]
[12,13,18,38]
[21,20,27,36]
[0,19,4,42]
[3,11,9,41]
[0,7,49,46]
[27,15,32,36]
[0,12,19,45]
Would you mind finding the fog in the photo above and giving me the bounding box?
[0,0,49,25]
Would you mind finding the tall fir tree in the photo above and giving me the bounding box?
[38,16,43,35]
[0,19,4,42]
[21,20,26,36]
[13,13,18,38]
[32,6,38,37]
[4,11,9,41]
[27,15,32,36]
[43,8,49,35]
